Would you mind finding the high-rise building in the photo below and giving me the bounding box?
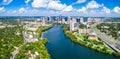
[62,18,65,24]
[49,16,52,22]
[69,18,76,31]
[68,16,71,24]
[94,18,101,24]
[88,17,93,23]
[70,20,74,31]
[80,17,84,23]
[42,19,46,26]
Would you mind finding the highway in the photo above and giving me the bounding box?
[91,24,120,52]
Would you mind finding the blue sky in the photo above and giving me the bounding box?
[0,0,120,17]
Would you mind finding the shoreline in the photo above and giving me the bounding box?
[41,31,47,39]
[38,23,54,58]
[41,32,44,39]
[15,23,54,59]
[61,24,120,57]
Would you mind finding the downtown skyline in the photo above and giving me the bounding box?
[0,0,120,17]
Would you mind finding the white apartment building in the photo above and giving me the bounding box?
[80,17,84,23]
[79,29,92,35]
[62,18,65,24]
[69,18,77,31]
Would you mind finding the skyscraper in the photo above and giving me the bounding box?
[69,18,76,31]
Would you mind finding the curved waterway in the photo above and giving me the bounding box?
[43,24,120,59]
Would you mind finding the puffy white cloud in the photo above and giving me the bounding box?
[101,7,111,13]
[31,0,73,11]
[18,8,27,13]
[77,7,87,13]
[62,5,73,12]
[72,0,86,5]
[2,0,13,5]
[0,7,4,11]
[32,0,48,8]
[0,7,5,13]
[86,0,103,9]
[113,6,120,13]
[5,8,59,16]
[76,0,104,14]
[47,1,67,11]
[25,0,31,5]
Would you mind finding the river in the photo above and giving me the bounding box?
[43,24,120,59]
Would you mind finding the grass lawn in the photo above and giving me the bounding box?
[79,36,85,40]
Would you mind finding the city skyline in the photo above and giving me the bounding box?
[0,0,120,17]
[0,15,120,59]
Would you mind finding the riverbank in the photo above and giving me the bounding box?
[43,24,118,59]
[15,23,54,59]
[36,23,54,39]
[62,24,120,57]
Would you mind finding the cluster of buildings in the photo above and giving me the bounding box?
[57,16,102,41]
[21,19,47,27]
[0,22,17,29]
[0,22,5,28]
[21,17,50,43]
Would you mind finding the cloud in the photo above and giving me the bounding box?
[12,10,17,13]
[31,0,73,12]
[2,0,119,17]
[86,0,103,9]
[4,9,17,14]
[32,0,48,8]
[0,7,5,13]
[47,1,67,11]
[1,9,61,16]
[25,0,31,5]
[0,7,4,11]
[62,5,73,12]
[76,0,104,14]
[90,10,95,13]
[72,0,86,5]
[113,6,120,13]
[18,8,27,13]
[2,0,13,5]
[77,0,86,3]
[77,7,87,13]
[101,7,111,13]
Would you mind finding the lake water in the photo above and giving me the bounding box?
[43,24,120,59]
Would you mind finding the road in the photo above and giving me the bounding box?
[10,45,23,59]
[91,24,120,52]
[10,31,26,59]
